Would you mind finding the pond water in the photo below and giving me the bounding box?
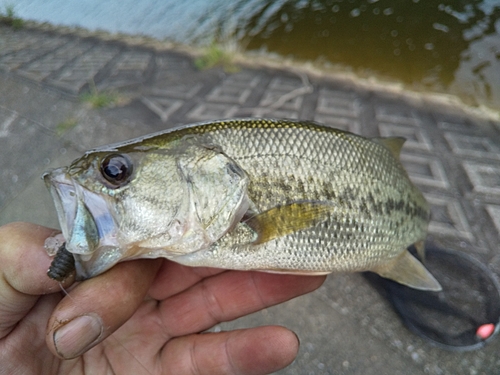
[4,0,500,113]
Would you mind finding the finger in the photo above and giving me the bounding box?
[148,261,225,301]
[46,258,162,359]
[0,222,69,339]
[2,293,62,374]
[162,326,300,375]
[158,271,325,338]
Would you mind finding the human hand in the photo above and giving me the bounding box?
[0,222,325,374]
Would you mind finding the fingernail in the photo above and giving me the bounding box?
[53,314,103,359]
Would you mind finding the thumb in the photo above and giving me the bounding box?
[46,257,162,359]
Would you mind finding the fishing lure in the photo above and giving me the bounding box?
[47,242,75,281]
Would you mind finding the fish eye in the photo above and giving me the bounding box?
[100,154,133,187]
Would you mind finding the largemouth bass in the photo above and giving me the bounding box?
[43,118,441,291]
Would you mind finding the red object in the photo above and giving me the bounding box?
[476,323,496,340]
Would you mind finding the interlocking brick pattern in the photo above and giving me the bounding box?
[98,50,153,90]
[314,88,361,133]
[0,24,499,375]
[0,35,69,71]
[47,45,120,93]
[16,40,94,82]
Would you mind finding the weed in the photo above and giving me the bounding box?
[0,5,24,29]
[81,90,119,108]
[80,82,122,109]
[55,118,78,137]
[195,43,239,73]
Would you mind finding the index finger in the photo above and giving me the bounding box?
[0,222,70,339]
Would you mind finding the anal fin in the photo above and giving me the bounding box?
[371,250,442,291]
[414,240,426,262]
[258,268,331,276]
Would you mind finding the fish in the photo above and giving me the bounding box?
[43,118,441,291]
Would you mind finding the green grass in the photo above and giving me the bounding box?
[55,118,78,137]
[80,82,121,109]
[0,5,24,29]
[81,90,119,108]
[194,43,239,73]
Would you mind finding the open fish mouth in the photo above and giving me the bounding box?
[43,168,121,278]
[43,168,78,244]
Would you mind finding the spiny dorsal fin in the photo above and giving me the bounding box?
[245,201,332,245]
[372,137,406,159]
[371,250,442,291]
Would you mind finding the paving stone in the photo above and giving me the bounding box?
[463,161,500,196]
[0,148,80,228]
[16,40,93,82]
[486,205,500,236]
[154,54,193,77]
[314,88,361,132]
[47,44,120,93]
[438,120,479,133]
[378,123,433,151]
[250,107,300,119]
[140,96,184,122]
[316,88,361,118]
[374,104,422,126]
[97,50,153,90]
[0,74,82,133]
[0,37,69,71]
[445,132,500,160]
[0,30,46,56]
[149,83,203,99]
[0,106,60,211]
[223,70,262,87]
[206,83,252,104]
[259,76,308,110]
[150,54,203,90]
[0,106,17,137]
[202,73,261,106]
[401,154,450,189]
[186,102,239,121]
[425,194,475,241]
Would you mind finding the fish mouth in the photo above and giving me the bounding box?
[43,168,121,279]
[43,168,78,244]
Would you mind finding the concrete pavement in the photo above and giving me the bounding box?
[1,23,500,374]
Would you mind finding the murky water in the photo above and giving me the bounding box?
[4,0,500,112]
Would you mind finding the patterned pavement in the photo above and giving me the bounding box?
[1,24,500,374]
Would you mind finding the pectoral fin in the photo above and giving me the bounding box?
[245,201,332,245]
[372,250,442,291]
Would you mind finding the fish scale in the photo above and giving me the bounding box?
[174,121,427,272]
[44,118,441,290]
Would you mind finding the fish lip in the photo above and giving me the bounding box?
[43,168,77,243]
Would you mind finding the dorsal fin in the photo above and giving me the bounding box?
[372,137,406,159]
[371,250,442,291]
[245,201,332,245]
